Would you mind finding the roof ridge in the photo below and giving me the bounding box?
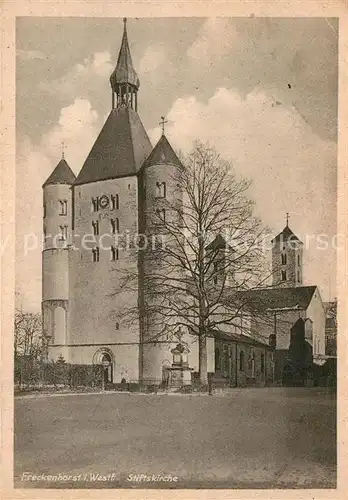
[242,284,317,292]
[237,285,318,311]
[126,106,139,172]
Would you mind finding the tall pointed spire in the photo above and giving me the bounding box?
[110,18,140,111]
[61,140,66,160]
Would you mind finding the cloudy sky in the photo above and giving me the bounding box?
[16,17,338,312]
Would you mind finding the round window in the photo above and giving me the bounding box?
[99,195,109,209]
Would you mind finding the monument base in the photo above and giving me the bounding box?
[168,366,193,387]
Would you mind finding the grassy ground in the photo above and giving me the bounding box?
[14,387,336,489]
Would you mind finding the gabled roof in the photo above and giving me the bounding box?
[74,107,152,185]
[141,134,182,169]
[206,234,233,251]
[290,317,305,333]
[110,19,140,90]
[213,330,271,348]
[271,224,302,244]
[238,285,317,312]
[42,158,76,188]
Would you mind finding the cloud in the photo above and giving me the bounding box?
[40,98,100,168]
[186,18,338,140]
[39,51,113,98]
[17,49,46,60]
[187,18,237,61]
[16,98,102,311]
[91,51,114,75]
[139,44,166,74]
[149,88,337,297]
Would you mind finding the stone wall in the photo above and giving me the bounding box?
[213,338,273,387]
[69,176,140,348]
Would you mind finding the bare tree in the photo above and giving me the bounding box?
[115,142,271,385]
[14,310,42,359]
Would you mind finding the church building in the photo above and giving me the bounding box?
[239,221,326,381]
[42,19,213,385]
[42,20,324,388]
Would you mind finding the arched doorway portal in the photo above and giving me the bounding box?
[101,353,113,384]
[93,348,114,385]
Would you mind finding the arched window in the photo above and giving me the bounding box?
[111,218,119,234]
[261,353,265,374]
[102,353,112,363]
[92,220,99,236]
[59,200,67,215]
[215,347,221,370]
[101,352,113,383]
[92,247,99,262]
[155,208,166,222]
[43,307,52,335]
[54,306,66,345]
[59,225,68,241]
[111,194,119,210]
[111,246,119,261]
[281,270,287,281]
[281,253,287,265]
[92,198,98,212]
[224,345,229,373]
[249,348,255,377]
[156,181,166,198]
[239,350,244,371]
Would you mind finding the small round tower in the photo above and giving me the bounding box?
[42,155,76,357]
[139,133,184,384]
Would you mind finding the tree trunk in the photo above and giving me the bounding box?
[199,334,208,386]
[197,225,208,387]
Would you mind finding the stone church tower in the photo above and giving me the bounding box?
[271,217,303,288]
[42,156,75,358]
[42,18,185,384]
[138,134,183,382]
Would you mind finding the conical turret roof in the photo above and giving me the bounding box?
[142,134,182,169]
[42,158,76,188]
[110,18,140,91]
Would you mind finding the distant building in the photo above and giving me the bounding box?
[271,221,303,287]
[212,331,274,387]
[283,318,313,386]
[239,223,326,383]
[324,301,337,356]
